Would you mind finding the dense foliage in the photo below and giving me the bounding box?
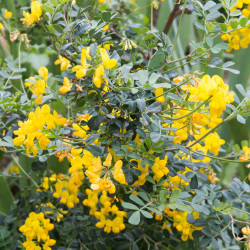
[0,0,249,249]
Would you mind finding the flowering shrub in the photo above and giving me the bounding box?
[0,0,249,249]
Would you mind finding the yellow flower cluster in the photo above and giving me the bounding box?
[221,0,250,51]
[72,46,117,88]
[85,152,126,194]
[25,67,49,105]
[19,212,56,250]
[72,113,91,139]
[13,104,66,156]
[152,205,202,240]
[239,146,250,161]
[21,1,42,26]
[189,75,234,117]
[152,156,169,182]
[172,211,203,241]
[39,149,85,209]
[53,149,85,208]
[221,27,250,51]
[83,189,126,233]
[162,75,234,156]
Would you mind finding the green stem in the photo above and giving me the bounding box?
[188,113,236,148]
[161,98,211,120]
[147,78,190,101]
[151,0,153,31]
[167,52,207,73]
[170,0,188,59]
[12,155,39,188]
[189,148,250,164]
[18,39,29,101]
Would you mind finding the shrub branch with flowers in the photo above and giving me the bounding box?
[0,0,250,249]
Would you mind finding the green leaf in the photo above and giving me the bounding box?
[146,207,162,215]
[31,161,47,172]
[122,202,139,210]
[87,145,104,156]
[51,0,58,7]
[190,175,198,189]
[206,37,213,48]
[159,190,167,203]
[169,189,181,203]
[129,194,145,206]
[230,19,238,29]
[88,115,105,131]
[150,132,161,143]
[206,11,221,20]
[168,203,192,213]
[192,194,204,203]
[41,4,54,13]
[137,192,150,202]
[145,102,162,113]
[102,11,111,22]
[141,210,153,218]
[218,23,228,32]
[128,211,141,225]
[229,0,238,9]
[136,99,146,112]
[203,1,216,11]
[53,24,64,33]
[144,33,154,41]
[0,177,14,215]
[148,50,165,70]
[239,17,248,27]
[233,144,241,154]
[146,175,156,184]
[137,70,148,85]
[230,10,241,16]
[194,21,205,31]
[235,84,246,96]
[237,114,246,124]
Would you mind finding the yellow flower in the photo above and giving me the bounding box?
[38,66,49,80]
[4,9,13,19]
[31,1,42,19]
[21,1,42,26]
[99,48,117,69]
[72,48,88,78]
[85,152,125,194]
[25,67,49,104]
[21,11,37,26]
[8,165,20,174]
[239,146,250,161]
[242,226,250,235]
[93,65,104,88]
[54,55,71,71]
[155,88,165,103]
[59,77,72,94]
[103,25,109,31]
